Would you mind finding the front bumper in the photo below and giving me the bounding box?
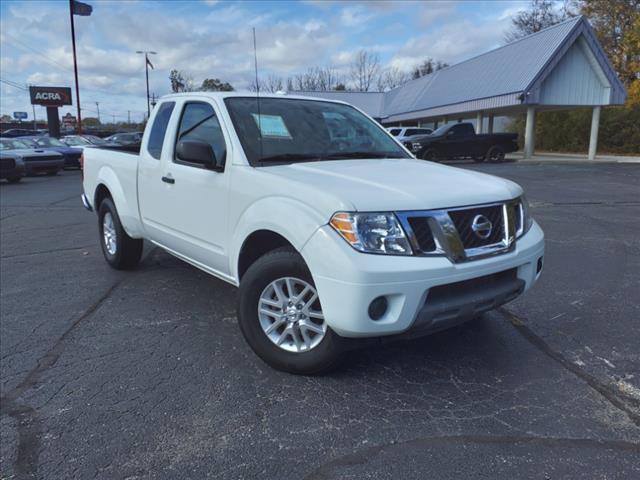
[81,192,93,212]
[24,159,64,174]
[301,221,544,338]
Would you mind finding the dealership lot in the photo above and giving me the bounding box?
[1,163,639,478]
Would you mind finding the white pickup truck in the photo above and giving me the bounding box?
[82,92,544,374]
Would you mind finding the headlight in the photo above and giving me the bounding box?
[411,142,422,152]
[517,195,533,237]
[330,212,413,255]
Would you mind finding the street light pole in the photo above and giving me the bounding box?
[136,50,156,117]
[69,0,82,134]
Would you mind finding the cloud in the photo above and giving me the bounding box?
[0,0,524,121]
[389,16,510,71]
[340,5,375,28]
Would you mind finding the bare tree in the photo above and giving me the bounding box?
[350,50,381,91]
[504,0,578,43]
[169,69,196,92]
[411,58,449,79]
[377,67,410,91]
[316,66,342,91]
[250,65,344,93]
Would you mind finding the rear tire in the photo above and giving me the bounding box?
[238,247,344,375]
[486,146,505,163]
[98,197,143,270]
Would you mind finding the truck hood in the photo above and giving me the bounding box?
[267,158,522,212]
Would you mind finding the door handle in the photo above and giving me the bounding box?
[161,176,175,184]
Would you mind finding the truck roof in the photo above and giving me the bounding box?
[160,91,351,106]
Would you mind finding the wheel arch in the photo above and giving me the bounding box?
[229,196,326,282]
[93,166,145,238]
[237,230,295,281]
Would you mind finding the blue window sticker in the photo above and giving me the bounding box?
[252,114,292,138]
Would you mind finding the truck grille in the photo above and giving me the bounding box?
[0,157,16,170]
[406,217,436,252]
[448,205,504,249]
[397,200,522,263]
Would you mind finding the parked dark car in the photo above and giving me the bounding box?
[404,122,518,162]
[0,128,37,138]
[0,138,64,176]
[62,134,109,147]
[0,152,26,183]
[20,136,83,169]
[104,132,142,146]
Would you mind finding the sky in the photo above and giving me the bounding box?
[0,0,533,124]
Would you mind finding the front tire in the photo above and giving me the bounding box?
[238,247,344,375]
[98,197,143,270]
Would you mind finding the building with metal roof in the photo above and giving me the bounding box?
[295,16,627,160]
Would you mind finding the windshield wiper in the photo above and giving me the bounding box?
[322,151,405,159]
[258,153,322,163]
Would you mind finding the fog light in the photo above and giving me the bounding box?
[368,296,388,320]
[536,256,543,274]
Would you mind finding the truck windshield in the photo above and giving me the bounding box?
[224,97,410,166]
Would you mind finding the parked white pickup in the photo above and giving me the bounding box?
[82,92,544,374]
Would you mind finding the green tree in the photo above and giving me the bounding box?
[581,0,639,87]
[82,117,101,127]
[200,78,234,91]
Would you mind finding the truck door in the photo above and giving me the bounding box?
[443,123,475,157]
[141,99,231,276]
[138,100,178,248]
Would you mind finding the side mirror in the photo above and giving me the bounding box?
[176,139,220,170]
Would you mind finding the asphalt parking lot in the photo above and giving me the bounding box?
[1,162,639,479]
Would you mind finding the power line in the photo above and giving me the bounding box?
[2,32,72,74]
[0,78,29,91]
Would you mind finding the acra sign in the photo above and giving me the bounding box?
[29,86,72,106]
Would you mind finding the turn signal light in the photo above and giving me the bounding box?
[329,212,358,244]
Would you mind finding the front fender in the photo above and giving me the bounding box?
[95,166,144,238]
[229,196,327,281]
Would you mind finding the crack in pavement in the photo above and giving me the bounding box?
[499,307,640,428]
[0,279,125,478]
[302,434,640,479]
[49,194,81,206]
[1,245,96,260]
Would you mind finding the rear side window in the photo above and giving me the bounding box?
[175,102,226,167]
[451,123,475,136]
[389,129,401,136]
[147,102,175,160]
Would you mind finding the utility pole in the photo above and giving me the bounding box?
[32,105,36,131]
[68,0,92,134]
[136,50,156,118]
[127,110,131,124]
[95,102,100,124]
[112,114,116,124]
